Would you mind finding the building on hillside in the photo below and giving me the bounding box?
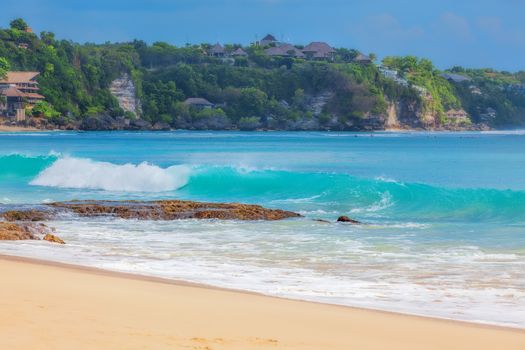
[24,27,33,33]
[440,73,471,83]
[302,42,336,60]
[208,43,226,57]
[354,53,372,64]
[0,71,44,121]
[184,97,215,109]
[231,48,248,57]
[379,66,409,86]
[259,34,278,47]
[265,44,305,58]
[446,109,469,121]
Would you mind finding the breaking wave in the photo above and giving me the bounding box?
[30,157,191,192]
[2,153,525,222]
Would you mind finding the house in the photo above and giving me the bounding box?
[184,98,214,109]
[440,73,471,83]
[231,48,248,57]
[446,109,469,121]
[209,43,226,57]
[0,71,45,121]
[379,66,409,87]
[260,34,278,47]
[265,44,305,58]
[302,42,335,60]
[354,53,372,64]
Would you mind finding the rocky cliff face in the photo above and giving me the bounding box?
[109,74,141,116]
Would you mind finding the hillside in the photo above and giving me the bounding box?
[1,18,525,131]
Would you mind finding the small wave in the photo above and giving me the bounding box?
[31,157,191,192]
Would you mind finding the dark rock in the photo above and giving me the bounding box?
[152,122,171,131]
[2,210,50,222]
[128,119,152,130]
[313,219,330,223]
[79,115,118,131]
[337,216,361,224]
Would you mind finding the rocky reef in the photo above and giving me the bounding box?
[47,200,301,221]
[0,221,63,244]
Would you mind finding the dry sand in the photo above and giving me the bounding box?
[0,255,524,350]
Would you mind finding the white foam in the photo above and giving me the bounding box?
[30,157,191,192]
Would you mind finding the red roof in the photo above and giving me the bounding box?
[1,86,25,97]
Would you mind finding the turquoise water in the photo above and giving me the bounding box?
[1,131,524,327]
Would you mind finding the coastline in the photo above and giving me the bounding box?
[1,254,524,350]
[0,125,44,132]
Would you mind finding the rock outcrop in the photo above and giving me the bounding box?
[43,233,65,244]
[337,216,361,224]
[109,73,141,116]
[0,222,63,243]
[47,200,301,221]
[2,210,50,222]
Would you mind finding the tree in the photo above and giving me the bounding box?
[0,57,10,79]
[10,18,28,31]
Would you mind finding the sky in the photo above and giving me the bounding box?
[1,0,524,71]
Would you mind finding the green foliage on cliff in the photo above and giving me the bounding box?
[1,19,525,129]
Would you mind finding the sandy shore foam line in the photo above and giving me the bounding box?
[0,254,524,350]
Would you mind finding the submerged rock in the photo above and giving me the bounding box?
[337,216,361,224]
[47,200,301,221]
[0,222,63,243]
[0,222,36,240]
[43,233,65,245]
[2,210,50,222]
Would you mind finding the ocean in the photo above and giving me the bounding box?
[1,130,524,328]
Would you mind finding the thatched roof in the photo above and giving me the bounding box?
[303,42,335,54]
[265,44,305,58]
[262,34,277,42]
[0,86,25,97]
[209,43,225,54]
[0,71,40,84]
[354,53,372,63]
[232,48,248,57]
[440,73,471,83]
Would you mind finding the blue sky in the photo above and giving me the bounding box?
[1,0,524,71]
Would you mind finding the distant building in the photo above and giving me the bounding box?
[441,73,471,83]
[379,66,409,87]
[231,48,248,57]
[265,44,305,58]
[184,97,214,109]
[260,34,278,47]
[302,42,335,60]
[208,43,226,57]
[354,53,372,64]
[446,109,469,121]
[0,71,45,121]
[469,85,482,95]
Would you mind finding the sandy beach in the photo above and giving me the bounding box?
[0,255,523,350]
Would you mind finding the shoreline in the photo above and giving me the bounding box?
[1,254,524,350]
[1,253,523,332]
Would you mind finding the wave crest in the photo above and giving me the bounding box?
[30,157,191,192]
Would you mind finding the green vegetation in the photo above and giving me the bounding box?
[1,19,525,130]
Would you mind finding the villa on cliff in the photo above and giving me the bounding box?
[0,71,44,121]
